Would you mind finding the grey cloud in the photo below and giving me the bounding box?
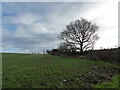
[2,2,104,53]
[3,29,59,53]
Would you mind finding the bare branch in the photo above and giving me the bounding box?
[59,18,99,54]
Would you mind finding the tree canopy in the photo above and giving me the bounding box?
[59,18,99,54]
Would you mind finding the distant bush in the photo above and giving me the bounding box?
[86,48,119,63]
[47,47,119,63]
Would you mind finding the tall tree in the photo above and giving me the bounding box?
[59,18,99,54]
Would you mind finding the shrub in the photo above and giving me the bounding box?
[86,48,119,63]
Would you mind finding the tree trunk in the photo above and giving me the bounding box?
[80,43,83,55]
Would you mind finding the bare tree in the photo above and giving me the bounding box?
[59,18,99,54]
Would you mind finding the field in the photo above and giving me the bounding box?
[2,53,119,88]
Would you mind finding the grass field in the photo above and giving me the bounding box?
[93,74,119,88]
[2,53,119,88]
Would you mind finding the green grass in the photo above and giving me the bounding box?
[93,74,119,88]
[2,53,119,88]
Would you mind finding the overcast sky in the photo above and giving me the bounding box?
[1,0,118,53]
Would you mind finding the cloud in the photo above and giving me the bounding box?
[3,27,59,53]
[2,1,118,53]
[3,24,59,53]
[86,0,118,49]
[2,12,60,53]
[11,13,41,25]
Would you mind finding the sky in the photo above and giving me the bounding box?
[1,0,119,53]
